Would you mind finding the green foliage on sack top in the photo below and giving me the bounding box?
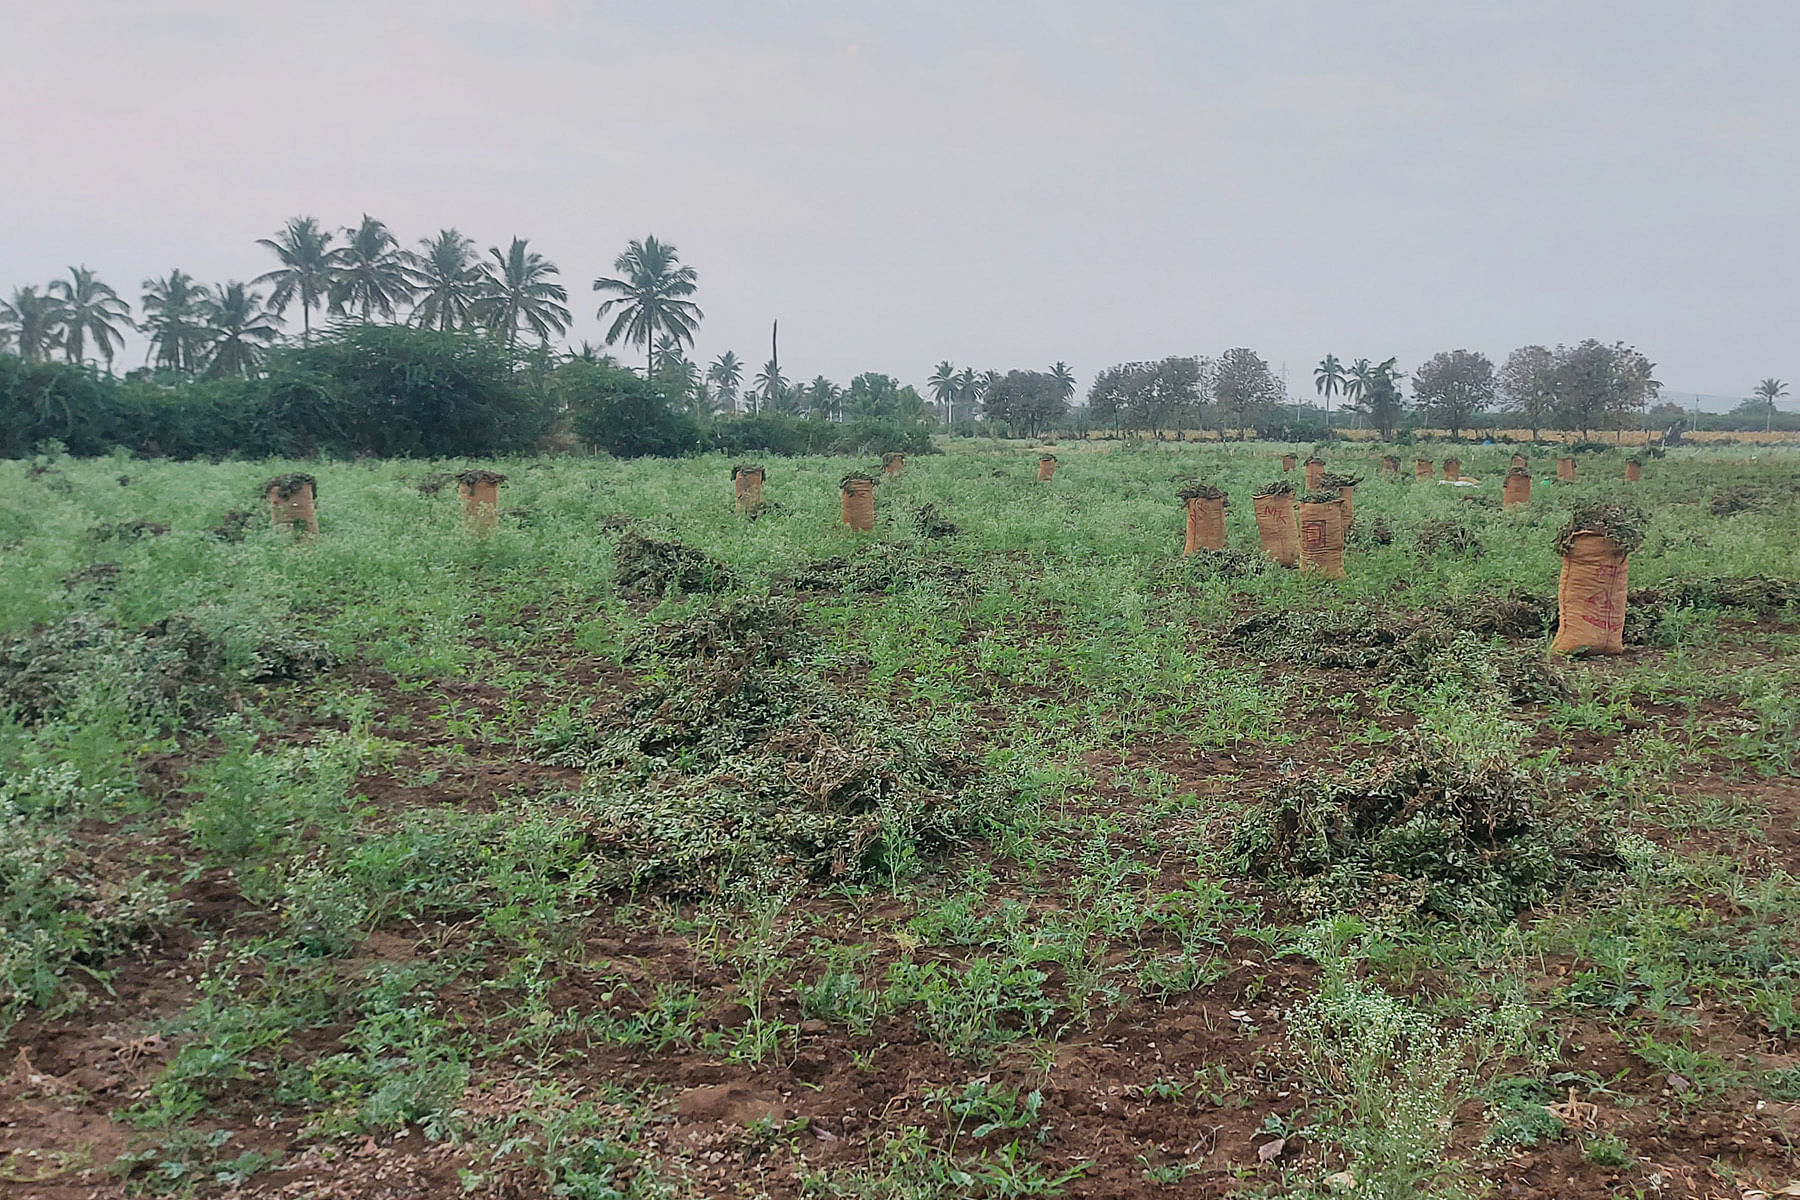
[1554,501,1649,555]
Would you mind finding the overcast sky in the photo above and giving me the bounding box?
[6,0,1796,405]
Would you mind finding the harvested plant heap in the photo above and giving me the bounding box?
[882,452,904,467]
[1414,518,1485,558]
[613,531,737,598]
[1304,456,1325,467]
[1347,515,1395,547]
[1506,465,1531,479]
[265,472,316,499]
[1296,489,1344,505]
[1630,575,1800,616]
[1227,604,1566,704]
[1710,485,1774,515]
[455,469,508,487]
[1318,472,1363,489]
[779,543,960,595]
[1039,453,1057,462]
[1165,548,1266,581]
[1553,502,1647,557]
[1175,479,1229,502]
[0,611,336,729]
[1230,731,1624,921]
[731,462,765,480]
[1253,480,1296,498]
[89,520,168,542]
[560,597,996,895]
[912,503,959,539]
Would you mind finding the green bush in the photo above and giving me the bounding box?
[562,357,700,458]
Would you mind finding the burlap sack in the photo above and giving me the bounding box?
[1382,455,1400,475]
[1185,496,1227,553]
[841,479,876,531]
[267,480,318,535]
[733,467,765,509]
[1038,455,1058,481]
[1443,458,1461,481]
[1337,485,1355,525]
[1551,532,1629,655]
[1298,499,1347,579]
[1415,459,1432,480]
[1502,471,1531,509]
[883,453,905,478]
[1557,457,1576,482]
[1511,453,1527,470]
[1304,460,1324,490]
[1253,494,1299,567]
[458,480,499,534]
[1282,454,1297,473]
[1625,461,1642,483]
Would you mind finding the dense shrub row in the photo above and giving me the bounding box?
[0,326,935,461]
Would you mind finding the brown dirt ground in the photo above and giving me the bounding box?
[4,616,1800,1199]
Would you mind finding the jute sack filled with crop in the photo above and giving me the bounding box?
[1502,466,1532,509]
[840,473,877,531]
[1037,454,1058,481]
[1177,481,1228,553]
[1625,458,1642,483]
[1443,458,1461,481]
[457,469,507,535]
[732,463,766,508]
[1511,453,1528,470]
[1252,481,1300,568]
[1381,455,1400,475]
[882,452,905,478]
[1304,457,1324,490]
[1281,453,1297,473]
[732,463,765,509]
[1550,503,1644,655]
[1297,491,1347,579]
[1557,457,1576,482]
[266,473,318,535]
[1320,472,1362,525]
[1415,458,1432,480]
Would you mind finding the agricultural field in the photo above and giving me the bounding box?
[2,439,1799,1200]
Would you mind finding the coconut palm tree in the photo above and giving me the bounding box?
[753,358,788,410]
[478,237,570,348]
[48,267,132,369]
[1314,354,1346,429]
[1755,377,1789,433]
[955,366,978,422]
[0,286,68,362]
[330,215,414,321]
[141,270,209,373]
[928,361,958,423]
[707,350,743,414]
[592,235,702,374]
[200,282,283,378]
[805,375,840,421]
[406,229,486,332]
[255,216,339,344]
[1050,361,1077,405]
[978,369,1001,416]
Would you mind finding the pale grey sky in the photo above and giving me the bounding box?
[6,0,1796,405]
